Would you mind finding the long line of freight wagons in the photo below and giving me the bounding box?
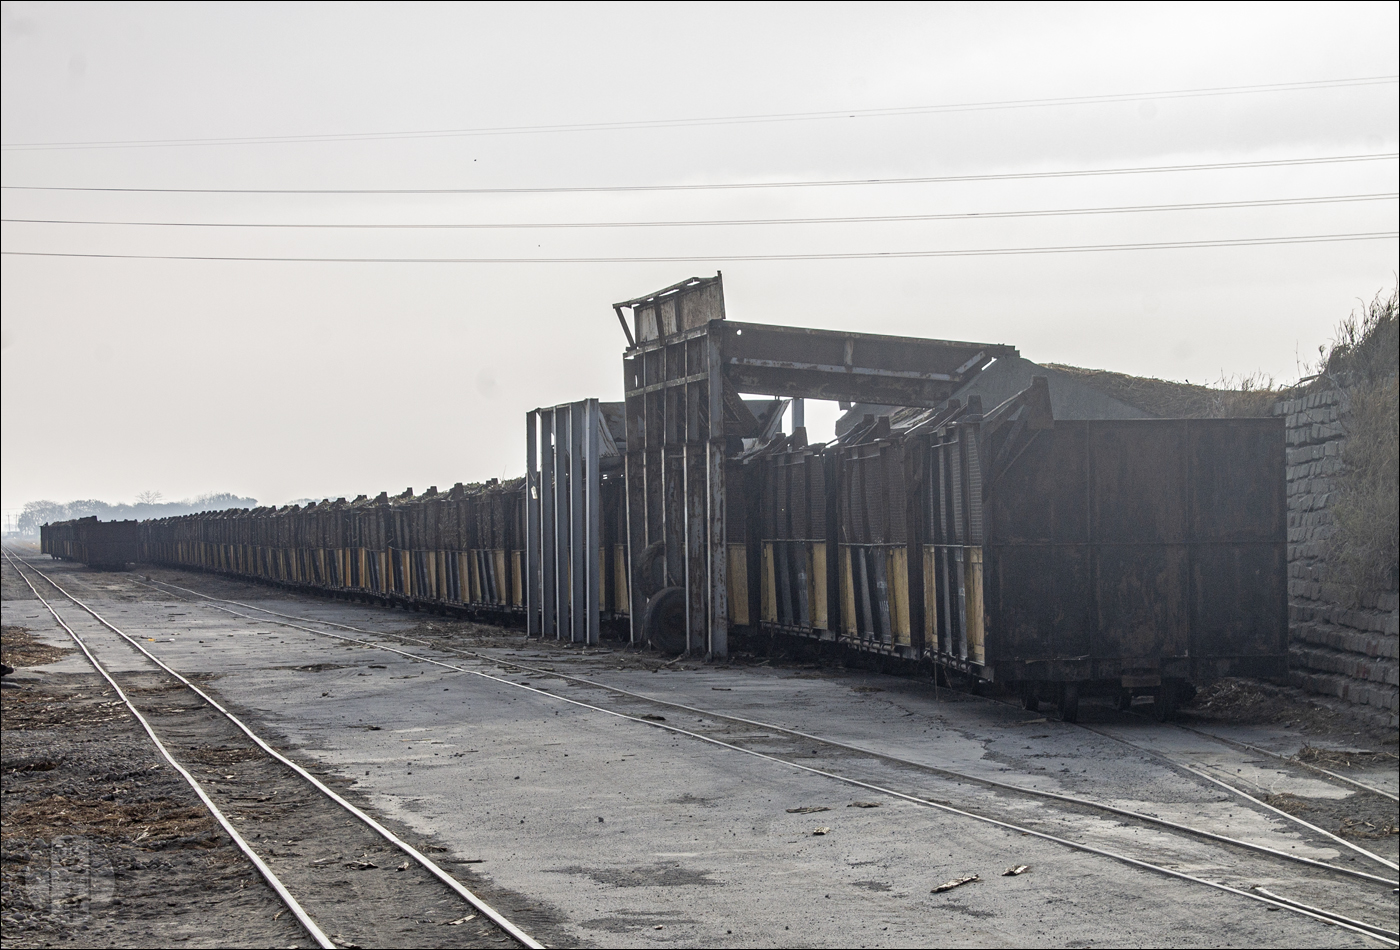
[41,374,1287,721]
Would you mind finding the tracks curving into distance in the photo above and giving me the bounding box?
[64,560,1400,945]
[2,549,544,950]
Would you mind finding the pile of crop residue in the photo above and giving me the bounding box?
[1186,677,1368,732]
[2,625,70,669]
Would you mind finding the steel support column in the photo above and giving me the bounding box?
[525,410,541,636]
[569,400,587,643]
[552,406,570,640]
[706,324,728,657]
[585,399,601,645]
[539,410,557,638]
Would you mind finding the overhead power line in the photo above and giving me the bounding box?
[3,232,1394,264]
[2,75,1394,151]
[3,153,1396,197]
[2,194,1393,231]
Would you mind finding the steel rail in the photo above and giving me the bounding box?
[931,669,1400,877]
[128,573,1400,889]
[0,551,335,950]
[86,570,1398,941]
[3,552,544,950]
[1071,720,1400,875]
[1253,887,1400,940]
[1170,722,1398,803]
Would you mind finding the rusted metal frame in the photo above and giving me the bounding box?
[611,305,637,348]
[823,451,841,638]
[722,380,762,437]
[644,436,664,604]
[627,322,711,355]
[905,438,927,656]
[718,322,1014,408]
[684,443,707,655]
[569,400,588,643]
[856,547,875,641]
[857,451,885,642]
[683,338,706,654]
[584,399,601,644]
[525,411,541,636]
[928,435,949,657]
[772,458,792,626]
[539,411,557,636]
[947,429,969,660]
[775,535,793,626]
[613,273,720,312]
[723,321,1013,360]
[874,445,895,645]
[624,357,647,643]
[552,406,570,637]
[792,457,811,629]
[744,461,765,632]
[729,357,958,382]
[660,343,684,597]
[630,371,710,396]
[706,322,727,657]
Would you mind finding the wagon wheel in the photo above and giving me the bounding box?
[1058,683,1080,723]
[642,586,688,655]
[1019,683,1040,712]
[635,541,667,600]
[1153,680,1178,722]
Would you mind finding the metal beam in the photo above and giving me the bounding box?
[525,410,540,637]
[570,400,587,643]
[720,321,1015,408]
[706,324,728,658]
[585,399,601,645]
[539,410,557,638]
[553,406,570,640]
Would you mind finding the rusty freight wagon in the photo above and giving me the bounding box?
[793,378,1287,721]
[41,516,141,570]
[136,481,530,620]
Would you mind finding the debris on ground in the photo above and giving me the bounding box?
[1182,678,1397,751]
[1295,744,1397,769]
[932,874,979,892]
[1262,793,1311,815]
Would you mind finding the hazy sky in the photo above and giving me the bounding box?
[3,2,1397,517]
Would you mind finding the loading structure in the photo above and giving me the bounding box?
[610,274,1015,658]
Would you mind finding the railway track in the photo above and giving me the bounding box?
[2,549,544,950]
[38,557,1398,946]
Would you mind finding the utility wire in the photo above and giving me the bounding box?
[3,153,1395,196]
[2,193,1393,230]
[3,232,1394,264]
[2,75,1394,151]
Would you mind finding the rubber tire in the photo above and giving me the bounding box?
[1058,683,1080,723]
[643,586,688,655]
[635,541,668,600]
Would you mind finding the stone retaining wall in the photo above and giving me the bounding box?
[1276,388,1399,727]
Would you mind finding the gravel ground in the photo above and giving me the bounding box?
[3,555,1394,948]
[2,624,305,948]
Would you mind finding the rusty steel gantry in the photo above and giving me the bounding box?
[612,274,1017,657]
